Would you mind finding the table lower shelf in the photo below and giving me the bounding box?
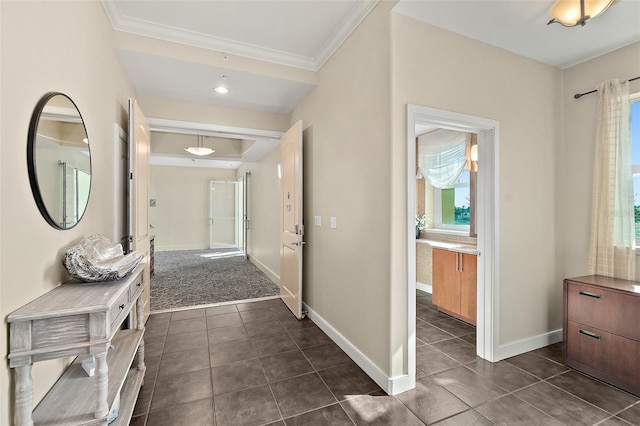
[32,329,144,425]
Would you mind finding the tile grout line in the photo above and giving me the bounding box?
[138,314,170,425]
[542,376,638,420]
[207,310,218,426]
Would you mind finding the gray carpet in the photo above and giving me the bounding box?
[150,248,279,311]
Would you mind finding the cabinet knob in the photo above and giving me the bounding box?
[119,304,125,310]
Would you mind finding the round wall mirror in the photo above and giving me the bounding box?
[27,92,91,229]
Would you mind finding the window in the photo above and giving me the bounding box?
[631,94,640,242]
[417,129,476,234]
[434,170,471,229]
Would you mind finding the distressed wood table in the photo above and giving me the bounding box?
[7,264,146,425]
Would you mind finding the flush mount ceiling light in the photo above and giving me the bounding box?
[213,73,229,94]
[185,135,214,156]
[547,0,616,26]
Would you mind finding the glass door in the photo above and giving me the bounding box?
[209,181,237,248]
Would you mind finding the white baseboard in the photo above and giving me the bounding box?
[416,282,432,294]
[303,303,412,396]
[496,328,563,360]
[249,256,280,285]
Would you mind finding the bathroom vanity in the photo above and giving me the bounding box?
[7,264,146,425]
[432,245,478,325]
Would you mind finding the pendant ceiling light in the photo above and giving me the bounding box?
[185,135,214,156]
[547,0,616,26]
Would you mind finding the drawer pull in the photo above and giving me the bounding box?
[136,282,141,287]
[119,304,125,310]
[579,290,602,299]
[579,329,601,340]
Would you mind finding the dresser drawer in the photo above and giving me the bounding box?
[566,282,640,340]
[129,273,144,300]
[109,290,130,330]
[566,321,640,384]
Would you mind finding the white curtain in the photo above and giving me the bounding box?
[417,129,467,189]
[588,79,635,280]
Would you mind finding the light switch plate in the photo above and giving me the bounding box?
[314,216,322,227]
[330,217,337,229]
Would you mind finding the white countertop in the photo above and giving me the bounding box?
[416,239,478,255]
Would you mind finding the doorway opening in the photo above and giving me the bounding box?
[209,178,248,256]
[142,118,283,312]
[406,105,499,389]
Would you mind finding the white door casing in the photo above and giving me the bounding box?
[128,98,151,322]
[406,104,499,393]
[280,121,304,319]
[114,124,129,248]
[237,173,248,258]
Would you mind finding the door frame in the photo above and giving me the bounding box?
[407,104,500,387]
[237,172,249,258]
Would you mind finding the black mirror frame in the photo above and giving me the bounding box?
[27,92,91,230]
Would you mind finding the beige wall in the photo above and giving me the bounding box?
[561,42,640,279]
[237,148,281,282]
[139,95,290,133]
[150,166,237,251]
[0,1,136,424]
[290,1,394,375]
[113,30,317,86]
[390,12,563,371]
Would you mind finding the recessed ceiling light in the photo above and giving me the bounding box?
[214,86,229,94]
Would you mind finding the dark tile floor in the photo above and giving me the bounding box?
[130,292,640,425]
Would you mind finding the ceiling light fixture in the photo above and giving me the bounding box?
[547,0,615,27]
[185,135,214,156]
[213,73,229,94]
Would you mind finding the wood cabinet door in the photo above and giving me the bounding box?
[460,253,477,325]
[432,248,460,314]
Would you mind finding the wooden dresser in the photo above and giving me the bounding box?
[563,275,640,397]
[7,264,147,425]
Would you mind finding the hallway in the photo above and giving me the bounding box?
[150,248,279,311]
[130,293,640,425]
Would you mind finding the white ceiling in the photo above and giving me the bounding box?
[393,0,640,70]
[103,0,640,116]
[102,0,639,167]
[116,49,315,114]
[103,0,378,71]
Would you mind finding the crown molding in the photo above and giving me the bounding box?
[312,0,379,70]
[102,0,378,72]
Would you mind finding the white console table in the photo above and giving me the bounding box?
[7,264,146,426]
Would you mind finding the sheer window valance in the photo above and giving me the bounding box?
[417,129,469,189]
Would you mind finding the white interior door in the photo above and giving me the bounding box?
[209,181,237,248]
[128,98,151,321]
[280,121,304,319]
